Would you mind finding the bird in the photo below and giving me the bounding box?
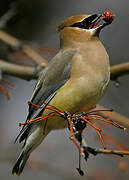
[12,11,114,175]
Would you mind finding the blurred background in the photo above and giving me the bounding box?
[0,0,129,179]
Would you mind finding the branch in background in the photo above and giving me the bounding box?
[40,46,58,56]
[0,29,129,81]
[22,45,48,67]
[96,105,129,128]
[86,146,129,157]
[110,62,129,81]
[94,148,129,156]
[0,84,10,100]
[0,3,17,29]
[0,60,37,81]
[0,30,48,67]
[102,133,128,151]
[0,30,129,126]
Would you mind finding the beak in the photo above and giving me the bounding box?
[89,13,102,29]
[89,11,115,30]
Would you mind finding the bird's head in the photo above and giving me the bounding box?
[58,11,115,47]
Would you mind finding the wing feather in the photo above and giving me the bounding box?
[15,49,76,144]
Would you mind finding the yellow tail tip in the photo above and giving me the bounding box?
[17,172,21,176]
[12,171,21,176]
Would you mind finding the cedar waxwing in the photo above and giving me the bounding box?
[12,11,114,175]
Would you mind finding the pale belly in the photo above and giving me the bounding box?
[42,73,110,131]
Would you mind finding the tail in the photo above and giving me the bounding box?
[12,151,29,176]
[12,123,46,175]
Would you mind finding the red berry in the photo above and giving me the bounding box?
[102,11,115,22]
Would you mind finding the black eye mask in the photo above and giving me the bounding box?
[71,14,98,30]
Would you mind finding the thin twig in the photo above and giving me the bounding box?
[95,149,129,156]
[0,59,37,80]
[96,105,129,128]
[0,3,17,29]
[110,62,129,81]
[22,45,48,67]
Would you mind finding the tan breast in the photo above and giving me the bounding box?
[42,36,110,130]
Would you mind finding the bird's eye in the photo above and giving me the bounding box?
[72,22,86,29]
[71,14,98,30]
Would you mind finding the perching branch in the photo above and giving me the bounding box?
[85,146,129,158]
[94,148,129,157]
